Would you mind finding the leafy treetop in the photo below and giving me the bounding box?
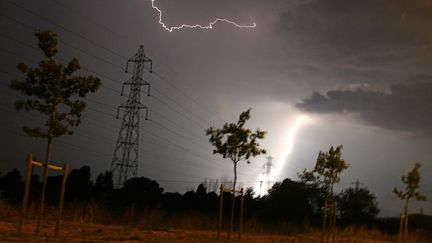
[9,30,101,140]
[299,145,349,199]
[393,162,426,203]
[206,108,266,164]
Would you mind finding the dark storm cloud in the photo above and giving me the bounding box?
[155,0,264,26]
[275,0,432,87]
[278,0,432,56]
[297,75,432,135]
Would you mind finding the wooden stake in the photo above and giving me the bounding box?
[218,185,245,241]
[322,203,337,243]
[332,203,336,243]
[238,188,244,241]
[218,184,224,240]
[398,213,408,243]
[322,203,327,243]
[55,162,69,236]
[405,214,408,241]
[36,139,53,235]
[17,154,32,234]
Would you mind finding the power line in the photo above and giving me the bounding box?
[0,103,262,184]
[0,34,120,95]
[59,40,124,70]
[3,2,224,129]
[152,72,215,125]
[151,63,225,123]
[0,48,37,65]
[81,105,218,164]
[0,15,213,135]
[49,0,225,123]
[149,93,207,130]
[50,0,142,47]
[0,86,271,181]
[1,11,217,137]
[85,95,207,144]
[147,118,211,153]
[0,100,269,181]
[147,108,205,141]
[7,0,128,60]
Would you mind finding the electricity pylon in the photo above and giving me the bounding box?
[110,45,152,188]
[263,155,274,190]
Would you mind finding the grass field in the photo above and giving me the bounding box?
[1,219,431,242]
[0,202,430,242]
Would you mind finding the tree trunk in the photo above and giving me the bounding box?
[330,183,336,243]
[404,198,409,218]
[404,198,410,238]
[330,182,334,205]
[36,136,52,234]
[228,161,237,240]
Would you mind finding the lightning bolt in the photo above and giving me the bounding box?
[254,115,308,195]
[151,0,256,32]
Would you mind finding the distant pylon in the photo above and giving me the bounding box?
[110,45,152,188]
[263,155,274,190]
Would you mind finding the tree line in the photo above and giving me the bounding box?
[0,166,404,223]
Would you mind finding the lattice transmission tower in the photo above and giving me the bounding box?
[263,155,274,190]
[110,45,152,188]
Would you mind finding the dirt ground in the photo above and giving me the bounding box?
[0,220,429,243]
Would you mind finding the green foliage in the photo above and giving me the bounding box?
[299,145,349,200]
[393,162,426,210]
[9,30,101,140]
[206,108,266,164]
[337,184,379,223]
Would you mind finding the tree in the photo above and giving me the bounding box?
[299,145,349,205]
[206,108,266,239]
[119,177,164,207]
[337,182,379,224]
[66,166,92,202]
[298,145,349,242]
[9,30,101,233]
[94,171,113,201]
[261,178,315,223]
[0,169,22,202]
[393,162,426,234]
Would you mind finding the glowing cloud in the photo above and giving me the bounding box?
[151,0,256,32]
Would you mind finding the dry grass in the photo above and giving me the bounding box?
[2,220,431,242]
[0,201,431,242]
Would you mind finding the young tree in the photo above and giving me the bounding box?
[299,145,349,242]
[299,145,349,204]
[206,108,266,239]
[9,30,101,233]
[393,162,426,232]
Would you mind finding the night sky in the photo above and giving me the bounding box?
[0,0,431,217]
